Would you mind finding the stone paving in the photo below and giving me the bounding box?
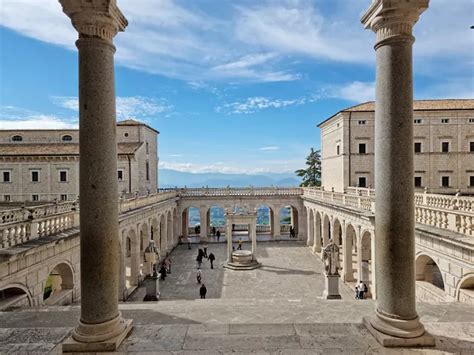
[0,242,473,353]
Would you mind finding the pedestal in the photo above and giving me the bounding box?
[224,250,261,270]
[323,274,341,299]
[143,275,160,301]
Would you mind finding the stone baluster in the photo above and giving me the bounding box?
[59,0,132,351]
[361,0,433,346]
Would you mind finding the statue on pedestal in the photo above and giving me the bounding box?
[144,241,158,277]
[322,239,339,276]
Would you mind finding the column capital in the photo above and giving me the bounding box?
[59,0,128,42]
[361,0,429,47]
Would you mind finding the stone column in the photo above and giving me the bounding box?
[272,206,280,238]
[250,223,257,259]
[361,0,433,346]
[182,210,188,237]
[60,0,131,351]
[306,209,313,246]
[313,213,321,253]
[200,207,208,241]
[226,221,233,263]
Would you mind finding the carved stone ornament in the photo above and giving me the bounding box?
[60,0,128,41]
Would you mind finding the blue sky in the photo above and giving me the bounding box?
[0,0,472,174]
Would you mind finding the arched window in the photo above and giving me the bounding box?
[62,135,73,142]
[11,135,23,142]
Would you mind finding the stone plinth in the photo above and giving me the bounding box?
[224,250,261,270]
[143,275,160,301]
[322,274,341,300]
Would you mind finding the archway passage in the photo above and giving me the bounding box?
[209,205,226,238]
[279,205,299,237]
[333,218,343,267]
[257,205,272,235]
[343,224,356,282]
[457,276,474,305]
[416,255,445,302]
[185,207,201,236]
[359,231,373,299]
[43,263,74,305]
[0,286,31,310]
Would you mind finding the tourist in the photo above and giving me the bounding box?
[196,268,202,284]
[203,243,208,258]
[200,284,207,299]
[165,254,171,274]
[194,225,199,235]
[212,226,216,237]
[356,281,367,299]
[208,252,215,269]
[196,250,204,268]
[187,236,191,250]
[159,263,167,281]
[237,238,242,250]
[216,229,221,242]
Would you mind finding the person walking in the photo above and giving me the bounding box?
[196,268,202,284]
[203,243,208,258]
[237,238,242,250]
[208,252,215,269]
[159,262,167,281]
[199,284,207,299]
[187,236,191,250]
[212,226,216,237]
[196,253,203,269]
[216,229,221,242]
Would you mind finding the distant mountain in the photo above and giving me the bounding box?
[159,169,300,188]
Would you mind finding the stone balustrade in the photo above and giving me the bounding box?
[0,201,79,250]
[163,187,303,198]
[302,187,375,213]
[119,190,178,213]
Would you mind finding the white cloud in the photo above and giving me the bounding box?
[216,96,309,114]
[51,96,173,120]
[260,146,280,151]
[329,81,375,103]
[0,105,78,129]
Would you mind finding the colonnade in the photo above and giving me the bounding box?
[59,0,431,350]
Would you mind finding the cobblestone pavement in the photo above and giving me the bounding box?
[129,241,354,302]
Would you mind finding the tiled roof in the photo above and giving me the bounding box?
[318,99,474,127]
[344,99,474,112]
[0,143,143,156]
[117,119,160,134]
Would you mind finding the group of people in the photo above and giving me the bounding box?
[355,281,368,299]
[211,226,221,242]
[195,246,217,299]
[158,254,172,281]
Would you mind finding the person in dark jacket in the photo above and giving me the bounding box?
[200,284,207,299]
[208,252,216,269]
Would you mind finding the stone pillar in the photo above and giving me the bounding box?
[60,0,132,351]
[306,209,312,246]
[182,210,188,237]
[226,222,233,263]
[200,207,208,241]
[272,206,280,238]
[250,223,257,259]
[361,0,433,346]
[313,213,321,253]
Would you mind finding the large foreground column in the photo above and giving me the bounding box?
[361,0,433,347]
[60,1,132,351]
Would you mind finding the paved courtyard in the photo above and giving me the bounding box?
[129,240,354,302]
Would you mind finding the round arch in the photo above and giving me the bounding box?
[0,283,33,310]
[456,273,474,304]
[307,208,314,246]
[125,228,140,288]
[279,205,299,236]
[256,204,275,235]
[359,230,373,299]
[166,210,173,251]
[313,210,322,252]
[322,214,330,247]
[43,262,75,304]
[343,223,356,282]
[209,204,226,237]
[415,254,445,290]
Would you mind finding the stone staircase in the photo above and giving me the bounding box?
[0,297,473,353]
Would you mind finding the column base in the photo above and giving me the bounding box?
[62,314,132,352]
[363,315,435,347]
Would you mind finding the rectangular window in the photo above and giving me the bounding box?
[358,143,366,154]
[31,170,39,182]
[146,142,149,154]
[118,170,124,181]
[2,171,10,182]
[441,176,450,187]
[32,194,39,201]
[336,145,340,155]
[470,141,474,152]
[414,142,422,153]
[60,194,68,201]
[59,170,68,182]
[358,120,366,125]
[470,176,474,187]
[441,142,449,153]
[469,118,474,123]
[4,195,10,202]
[414,119,422,124]
[414,176,422,187]
[146,162,150,181]
[441,119,450,123]
[358,177,367,188]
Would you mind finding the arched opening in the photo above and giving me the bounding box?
[159,214,167,252]
[43,262,74,305]
[139,223,150,276]
[257,204,272,235]
[125,229,140,288]
[185,206,201,236]
[360,231,373,299]
[167,211,173,251]
[279,205,299,237]
[343,224,356,282]
[307,209,314,246]
[314,211,322,252]
[416,255,445,302]
[0,286,31,310]
[457,276,474,305]
[173,208,179,245]
[151,217,159,242]
[209,204,226,238]
[322,214,330,247]
[333,218,343,267]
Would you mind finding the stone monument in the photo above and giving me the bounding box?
[143,241,160,301]
[322,239,341,299]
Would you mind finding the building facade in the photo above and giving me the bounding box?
[0,119,159,202]
[318,99,474,194]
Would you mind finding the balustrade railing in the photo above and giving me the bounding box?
[0,201,79,250]
[119,190,178,213]
[165,187,303,198]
